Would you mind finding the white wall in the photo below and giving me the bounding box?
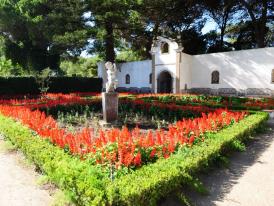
[155,38,178,66]
[98,45,274,93]
[117,60,152,88]
[191,47,274,90]
[98,60,152,89]
[180,53,192,91]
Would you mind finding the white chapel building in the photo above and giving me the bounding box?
[98,37,274,96]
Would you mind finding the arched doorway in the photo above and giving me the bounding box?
[157,71,173,93]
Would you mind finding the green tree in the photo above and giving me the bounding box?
[87,0,140,62]
[240,0,274,48]
[226,21,257,50]
[123,0,205,57]
[60,56,101,77]
[0,56,25,76]
[116,48,144,62]
[202,0,239,51]
[0,0,89,71]
[180,28,207,55]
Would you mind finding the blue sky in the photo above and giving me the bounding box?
[202,19,218,34]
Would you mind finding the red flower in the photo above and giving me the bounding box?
[150,148,157,158]
[0,93,247,169]
[133,152,142,166]
[189,135,195,145]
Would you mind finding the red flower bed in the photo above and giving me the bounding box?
[0,102,246,169]
[243,98,274,109]
[0,92,134,109]
[135,93,274,110]
[0,93,95,108]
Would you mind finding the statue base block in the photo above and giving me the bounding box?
[99,120,119,128]
[102,92,118,123]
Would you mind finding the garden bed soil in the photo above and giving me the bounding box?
[56,111,169,134]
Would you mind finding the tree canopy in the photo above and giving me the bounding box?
[0,0,273,74]
[0,0,89,71]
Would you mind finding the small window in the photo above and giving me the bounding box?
[161,42,169,54]
[272,69,274,83]
[211,70,220,84]
[149,73,152,84]
[126,74,130,84]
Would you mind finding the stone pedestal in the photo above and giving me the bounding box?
[102,92,118,123]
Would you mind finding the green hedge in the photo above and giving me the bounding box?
[105,111,269,205]
[0,114,109,206]
[0,77,102,95]
[0,111,269,205]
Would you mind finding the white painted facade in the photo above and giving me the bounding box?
[180,53,193,90]
[190,48,274,90]
[153,37,178,93]
[98,60,152,90]
[97,37,274,96]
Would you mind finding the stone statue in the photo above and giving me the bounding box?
[105,61,118,93]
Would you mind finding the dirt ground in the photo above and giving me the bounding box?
[0,136,54,206]
[162,119,274,206]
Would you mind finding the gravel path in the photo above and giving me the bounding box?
[163,118,274,206]
[0,136,53,206]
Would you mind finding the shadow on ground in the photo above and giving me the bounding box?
[160,119,274,206]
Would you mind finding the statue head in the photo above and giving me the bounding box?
[105,61,115,72]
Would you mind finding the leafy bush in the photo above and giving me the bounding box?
[60,56,100,77]
[34,68,54,95]
[0,56,25,76]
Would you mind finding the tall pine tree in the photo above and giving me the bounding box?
[0,0,89,71]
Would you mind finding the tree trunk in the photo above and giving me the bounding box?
[255,33,266,48]
[220,27,225,51]
[145,39,153,59]
[144,23,159,59]
[105,21,115,63]
[220,9,230,52]
[240,0,268,48]
[47,53,60,71]
[255,22,267,48]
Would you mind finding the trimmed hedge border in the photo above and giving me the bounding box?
[0,114,109,206]
[106,111,269,205]
[0,77,102,95]
[0,111,269,205]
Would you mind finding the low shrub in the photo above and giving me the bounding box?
[0,114,109,206]
[0,109,268,205]
[105,111,268,205]
[0,77,102,95]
